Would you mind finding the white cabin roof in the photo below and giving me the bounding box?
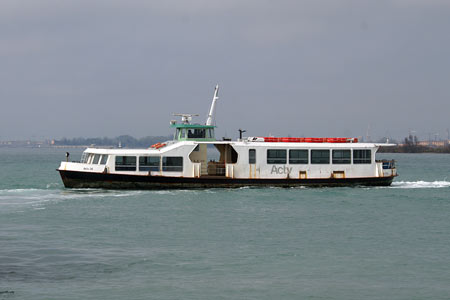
[82,140,394,155]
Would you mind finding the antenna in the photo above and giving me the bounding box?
[206,85,219,126]
[238,129,246,140]
[173,113,199,124]
[366,124,371,142]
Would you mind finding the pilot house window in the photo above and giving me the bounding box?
[187,129,206,139]
[175,128,214,140]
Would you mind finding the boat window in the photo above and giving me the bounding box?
[187,129,206,139]
[206,129,214,139]
[353,149,371,164]
[162,157,183,172]
[193,145,200,152]
[289,150,308,164]
[174,128,181,140]
[80,152,89,163]
[92,154,101,164]
[87,154,95,164]
[100,155,108,165]
[311,150,330,164]
[175,128,187,139]
[332,150,351,164]
[267,149,287,164]
[249,149,256,164]
[115,156,137,171]
[139,156,160,171]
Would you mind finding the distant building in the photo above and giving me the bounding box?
[416,140,449,147]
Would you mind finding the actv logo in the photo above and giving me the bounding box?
[270,165,292,175]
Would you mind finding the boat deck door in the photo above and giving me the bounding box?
[189,143,237,176]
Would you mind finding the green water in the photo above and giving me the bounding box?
[1,148,449,300]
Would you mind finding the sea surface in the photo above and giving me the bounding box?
[0,148,449,300]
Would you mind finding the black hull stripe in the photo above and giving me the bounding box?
[59,170,394,189]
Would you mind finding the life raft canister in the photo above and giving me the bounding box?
[155,143,166,149]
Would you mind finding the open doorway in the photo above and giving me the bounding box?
[189,143,238,176]
[207,144,238,176]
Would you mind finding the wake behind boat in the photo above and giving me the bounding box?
[58,86,397,189]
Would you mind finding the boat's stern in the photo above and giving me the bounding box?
[376,159,397,178]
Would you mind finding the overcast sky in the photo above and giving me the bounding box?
[1,0,449,141]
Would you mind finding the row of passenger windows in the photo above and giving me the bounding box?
[82,149,369,171]
[115,156,183,172]
[256,149,372,164]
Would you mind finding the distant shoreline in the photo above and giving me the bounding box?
[1,144,449,154]
[0,135,171,149]
[378,146,450,154]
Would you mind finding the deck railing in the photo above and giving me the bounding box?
[207,162,226,176]
[376,159,396,169]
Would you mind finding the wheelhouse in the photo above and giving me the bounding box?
[172,123,215,141]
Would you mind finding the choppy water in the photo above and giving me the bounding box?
[0,148,449,300]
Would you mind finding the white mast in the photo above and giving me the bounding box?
[206,85,219,126]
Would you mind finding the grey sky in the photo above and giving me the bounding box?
[1,0,449,141]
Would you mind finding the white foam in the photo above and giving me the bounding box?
[391,181,450,189]
[46,182,62,189]
[0,188,147,210]
[0,188,43,193]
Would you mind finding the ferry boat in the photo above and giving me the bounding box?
[58,86,397,189]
